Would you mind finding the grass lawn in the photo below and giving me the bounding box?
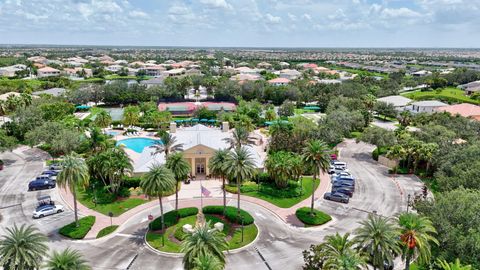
[402,87,479,105]
[146,214,258,253]
[295,207,332,226]
[59,216,96,239]
[294,108,315,115]
[96,225,119,238]
[76,187,148,217]
[241,177,319,208]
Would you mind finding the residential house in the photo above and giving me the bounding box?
[279,69,301,80]
[140,77,166,88]
[105,65,123,73]
[435,103,480,121]
[37,67,61,78]
[230,74,261,83]
[458,80,480,95]
[234,66,262,75]
[257,62,272,69]
[278,62,290,68]
[377,95,413,111]
[268,77,290,86]
[409,100,448,113]
[141,65,166,77]
[163,68,186,77]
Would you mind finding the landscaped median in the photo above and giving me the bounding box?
[146,206,258,253]
[225,176,319,208]
[295,207,332,226]
[96,225,119,239]
[59,216,96,239]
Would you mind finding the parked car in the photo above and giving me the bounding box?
[49,164,62,171]
[332,187,354,197]
[332,178,355,186]
[42,170,58,177]
[324,192,349,203]
[331,171,353,179]
[333,161,347,169]
[28,179,56,191]
[332,181,355,191]
[33,204,64,218]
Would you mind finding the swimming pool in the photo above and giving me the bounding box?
[116,138,161,153]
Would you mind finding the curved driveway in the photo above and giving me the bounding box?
[0,141,423,270]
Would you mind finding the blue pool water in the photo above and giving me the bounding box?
[116,138,161,153]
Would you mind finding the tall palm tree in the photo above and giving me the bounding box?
[0,224,48,270]
[209,149,230,216]
[94,110,112,128]
[181,222,228,270]
[318,233,367,270]
[302,140,331,215]
[151,132,184,157]
[354,214,401,270]
[193,253,224,270]
[386,145,406,176]
[57,153,90,227]
[224,147,256,218]
[45,248,91,270]
[166,152,190,211]
[419,143,438,175]
[437,259,472,270]
[265,151,293,188]
[223,126,255,150]
[398,213,438,270]
[140,164,176,232]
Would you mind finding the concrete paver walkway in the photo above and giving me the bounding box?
[59,172,331,239]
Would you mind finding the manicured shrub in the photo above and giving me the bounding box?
[255,172,272,184]
[259,182,303,198]
[203,206,254,225]
[295,207,331,226]
[174,227,186,241]
[123,177,142,188]
[118,187,131,198]
[59,216,96,239]
[96,225,118,239]
[94,188,117,204]
[149,208,198,231]
[225,185,238,194]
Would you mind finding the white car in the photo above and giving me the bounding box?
[33,204,64,218]
[331,171,353,179]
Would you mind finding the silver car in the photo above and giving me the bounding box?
[33,204,64,218]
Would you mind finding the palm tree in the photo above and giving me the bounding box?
[398,212,439,270]
[151,132,184,157]
[223,126,255,150]
[386,145,406,176]
[302,140,331,215]
[318,233,367,270]
[437,259,472,270]
[419,143,438,175]
[209,149,230,216]
[181,222,228,270]
[166,152,190,211]
[397,111,412,127]
[0,224,48,270]
[224,147,256,218]
[193,253,224,270]
[94,110,112,128]
[354,214,401,270]
[122,105,140,126]
[45,248,91,270]
[265,151,293,188]
[57,153,90,227]
[140,164,176,232]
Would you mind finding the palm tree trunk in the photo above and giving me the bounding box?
[405,253,411,270]
[222,176,226,216]
[310,172,316,215]
[72,184,79,227]
[159,194,164,231]
[426,161,431,176]
[175,181,179,211]
[237,178,241,219]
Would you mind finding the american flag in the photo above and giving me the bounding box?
[201,185,211,197]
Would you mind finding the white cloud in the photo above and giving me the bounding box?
[199,0,232,10]
[129,10,148,18]
[381,7,421,19]
[302,13,312,21]
[265,13,281,23]
[287,12,297,21]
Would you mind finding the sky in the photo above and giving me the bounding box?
[0,0,479,48]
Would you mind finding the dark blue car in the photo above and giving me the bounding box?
[42,170,58,176]
[28,179,56,191]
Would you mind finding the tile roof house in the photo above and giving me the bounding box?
[268,77,290,86]
[435,103,480,121]
[37,67,61,78]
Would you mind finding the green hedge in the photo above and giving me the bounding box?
[149,207,198,231]
[295,207,331,226]
[202,206,254,225]
[96,225,118,239]
[123,177,142,188]
[259,182,303,198]
[59,216,96,239]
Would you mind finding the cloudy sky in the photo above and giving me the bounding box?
[0,0,478,47]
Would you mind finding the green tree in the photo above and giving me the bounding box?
[265,151,294,188]
[223,126,254,150]
[398,212,438,270]
[398,111,412,127]
[181,222,228,270]
[418,143,438,175]
[224,147,256,218]
[166,152,190,211]
[358,126,397,150]
[151,132,184,157]
[209,149,230,216]
[278,100,295,117]
[302,140,331,215]
[87,147,132,194]
[0,224,48,270]
[0,129,17,152]
[122,105,140,126]
[374,101,397,120]
[45,248,91,270]
[57,153,90,227]
[193,253,224,270]
[140,164,176,232]
[386,145,407,175]
[264,108,277,121]
[354,214,401,270]
[94,110,112,128]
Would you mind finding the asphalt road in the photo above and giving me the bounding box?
[0,141,423,270]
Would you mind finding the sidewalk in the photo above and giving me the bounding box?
[59,172,331,240]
